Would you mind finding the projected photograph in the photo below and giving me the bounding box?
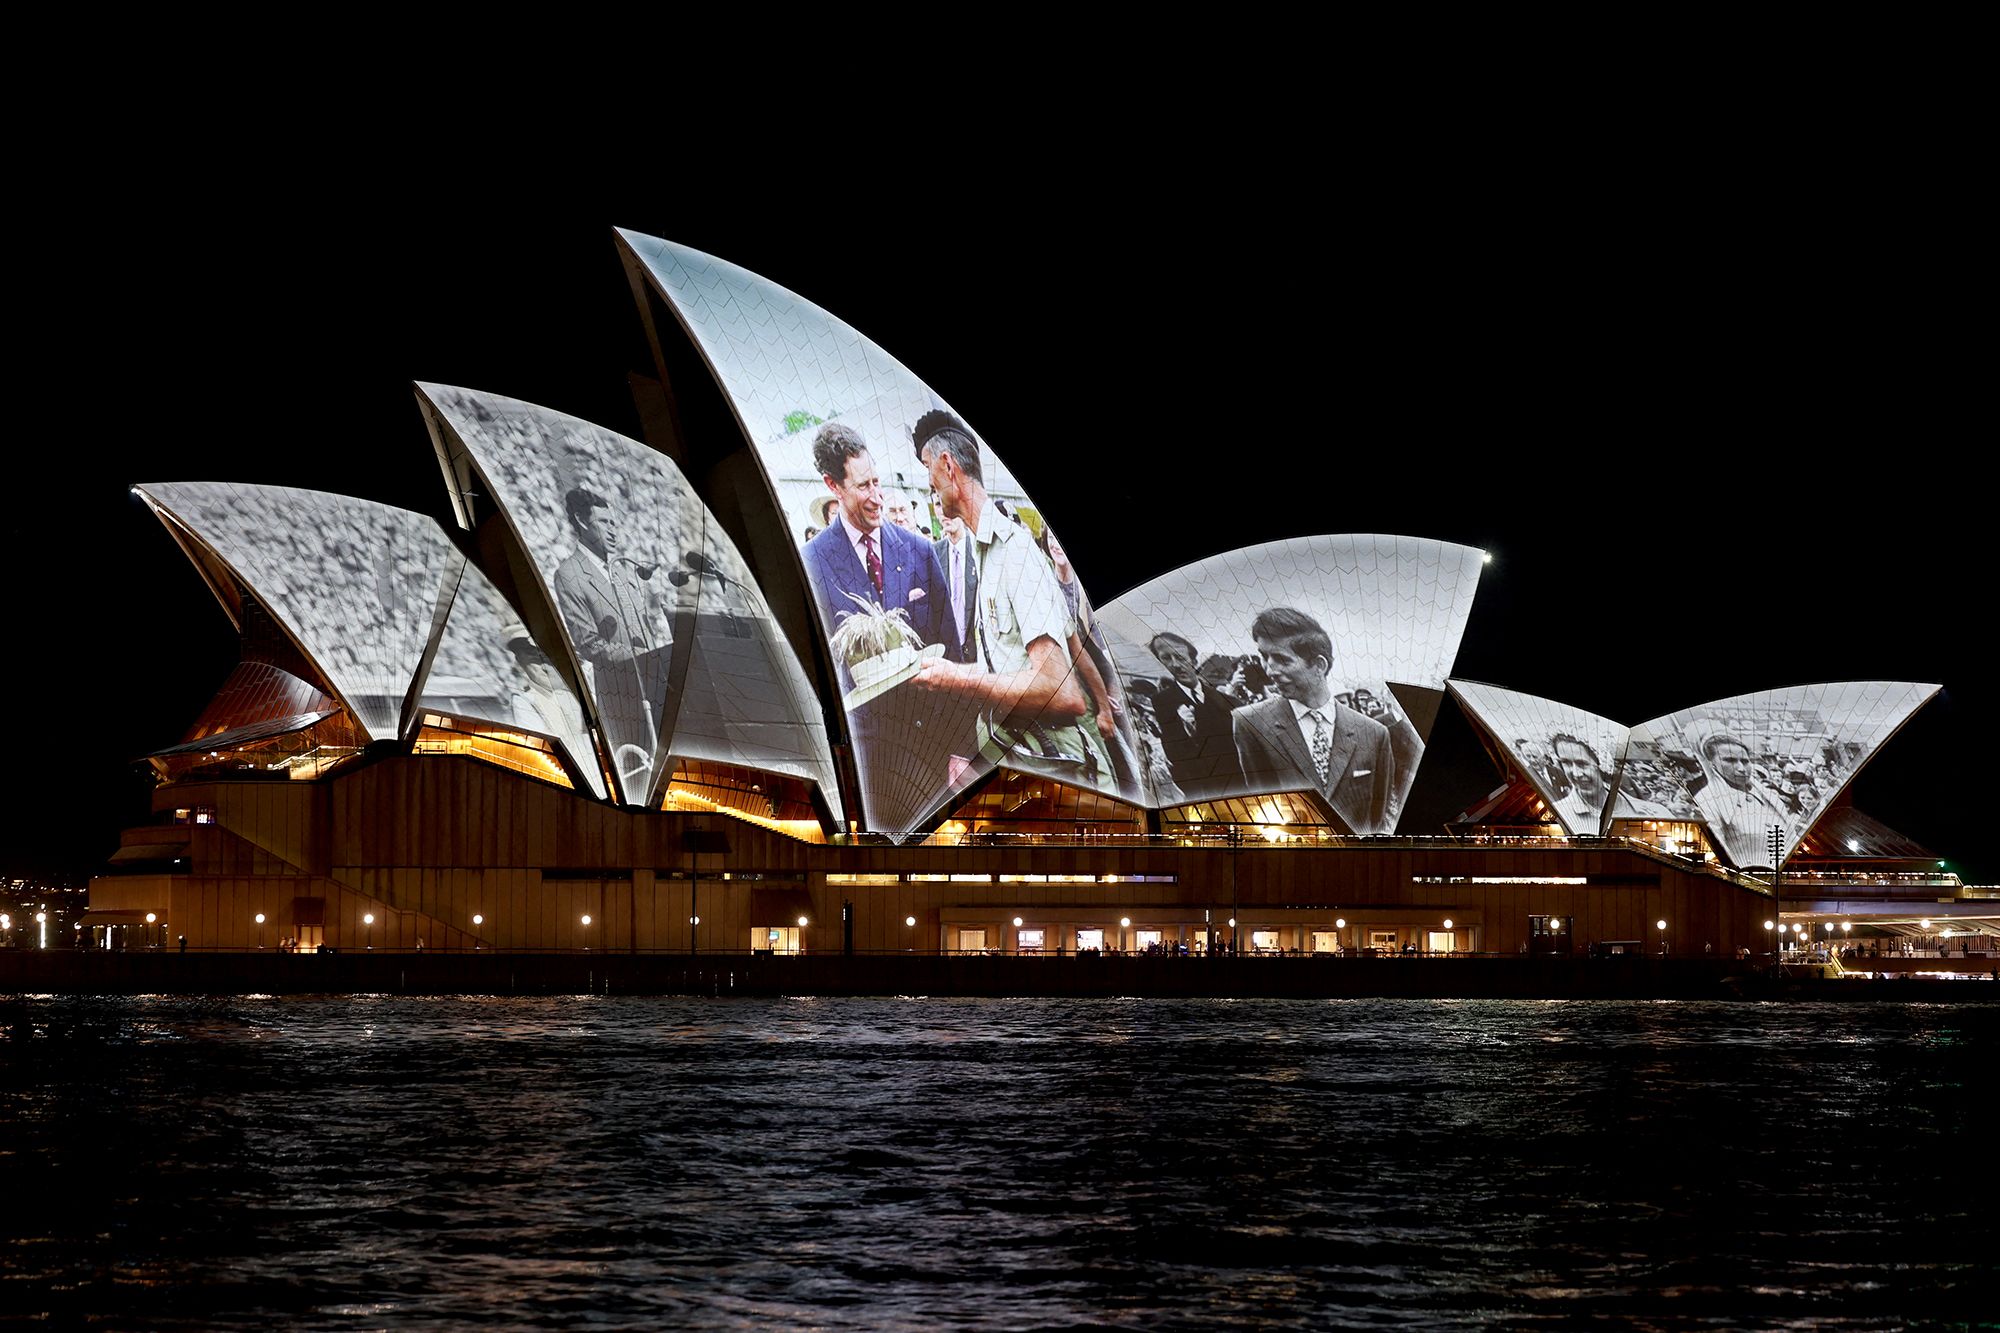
[781,397,1142,830]
[421,385,840,813]
[1449,682,1630,836]
[141,483,451,740]
[1094,536,1485,832]
[415,559,606,799]
[620,229,1142,835]
[1623,682,1940,868]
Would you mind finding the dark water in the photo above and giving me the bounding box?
[0,997,1993,1330]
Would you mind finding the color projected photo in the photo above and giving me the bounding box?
[623,234,1142,836]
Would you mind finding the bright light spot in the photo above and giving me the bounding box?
[905,916,916,927]
[146,913,157,924]
[1481,551,1493,564]
[363,913,375,925]
[1549,918,1563,931]
[1656,919,1667,931]
[1443,918,1454,930]
[1848,840,1860,852]
[1841,922,1852,932]
[1227,918,1237,928]
[797,916,809,927]
[1120,917,1132,928]
[1335,918,1347,929]
[35,913,46,924]
[472,914,483,926]
[1013,917,1024,927]
[689,916,700,925]
[1764,920,1775,930]
[1920,918,1932,929]
[581,915,592,926]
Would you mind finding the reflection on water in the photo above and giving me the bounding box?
[0,997,1991,1329]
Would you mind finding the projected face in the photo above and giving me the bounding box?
[827,449,883,534]
[1255,635,1332,710]
[572,500,616,558]
[1555,738,1605,804]
[1150,634,1199,689]
[1709,740,1754,790]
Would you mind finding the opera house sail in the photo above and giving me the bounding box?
[83,227,1974,962]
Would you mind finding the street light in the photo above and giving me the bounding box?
[1656,918,1668,956]
[36,912,46,950]
[363,912,375,950]
[255,912,266,950]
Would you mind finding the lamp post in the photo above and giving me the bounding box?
[1656,918,1669,956]
[363,912,375,951]
[255,912,266,950]
[472,913,484,951]
[581,914,592,952]
[1764,920,1775,960]
[36,912,47,951]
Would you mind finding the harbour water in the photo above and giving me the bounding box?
[1,996,1991,1329]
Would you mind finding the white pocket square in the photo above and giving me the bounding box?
[1351,769,1372,777]
[908,589,926,601]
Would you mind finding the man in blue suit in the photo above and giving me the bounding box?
[801,423,960,831]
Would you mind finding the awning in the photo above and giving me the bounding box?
[109,835,191,864]
[77,909,163,926]
[748,888,815,927]
[146,710,334,759]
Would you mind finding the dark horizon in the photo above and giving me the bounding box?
[9,199,1985,879]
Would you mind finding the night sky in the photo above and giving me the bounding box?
[9,166,1986,880]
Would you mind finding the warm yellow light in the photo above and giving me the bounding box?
[1013,917,1024,927]
[1841,922,1852,932]
[1335,918,1347,929]
[905,916,916,927]
[797,915,809,927]
[1120,917,1131,928]
[581,915,592,926]
[146,913,157,924]
[1550,918,1563,931]
[1443,918,1454,930]
[1227,918,1236,928]
[255,913,266,925]
[363,913,375,925]
[472,914,484,926]
[1656,919,1668,931]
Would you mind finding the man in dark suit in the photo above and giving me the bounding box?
[801,423,956,664]
[932,514,979,665]
[800,423,959,831]
[1231,607,1396,833]
[1148,631,1238,797]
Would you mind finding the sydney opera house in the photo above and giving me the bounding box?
[85,231,1992,962]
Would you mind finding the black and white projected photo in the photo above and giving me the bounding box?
[138,483,452,740]
[622,233,1142,836]
[1096,536,1485,832]
[1449,681,1630,836]
[415,557,606,800]
[420,384,838,814]
[1624,681,1940,868]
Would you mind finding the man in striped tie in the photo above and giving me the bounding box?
[1229,606,1397,834]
